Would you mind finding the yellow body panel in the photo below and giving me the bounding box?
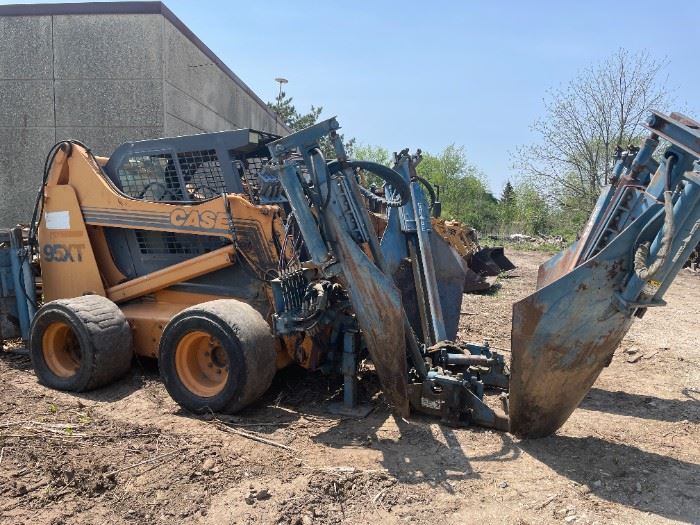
[106,245,235,303]
[86,224,128,287]
[120,290,224,358]
[44,147,283,269]
[38,144,308,369]
[38,185,106,300]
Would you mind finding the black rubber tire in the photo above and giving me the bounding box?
[29,295,133,392]
[159,299,276,414]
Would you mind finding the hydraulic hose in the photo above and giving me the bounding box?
[411,175,437,209]
[327,160,410,207]
[634,154,677,281]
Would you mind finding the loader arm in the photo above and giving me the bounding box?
[265,119,412,415]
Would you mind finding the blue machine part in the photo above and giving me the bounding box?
[265,118,503,426]
[0,227,37,342]
[267,118,412,416]
[380,153,467,342]
[510,111,700,437]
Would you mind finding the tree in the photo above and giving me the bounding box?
[498,181,517,234]
[515,49,673,220]
[416,145,499,232]
[353,144,391,166]
[268,90,321,132]
[501,181,515,205]
[353,144,392,188]
[268,91,354,156]
[513,182,549,235]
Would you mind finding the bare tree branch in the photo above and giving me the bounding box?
[513,49,673,217]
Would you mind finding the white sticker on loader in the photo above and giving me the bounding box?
[45,211,70,230]
[421,397,443,410]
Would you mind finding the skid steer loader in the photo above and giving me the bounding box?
[1,111,699,437]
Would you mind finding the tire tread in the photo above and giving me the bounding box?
[159,299,276,414]
[30,295,133,391]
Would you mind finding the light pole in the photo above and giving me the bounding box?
[274,77,288,109]
[273,77,288,131]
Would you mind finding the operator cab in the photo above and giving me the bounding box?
[99,129,285,280]
[103,129,284,205]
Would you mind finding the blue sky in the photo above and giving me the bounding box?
[7,1,698,194]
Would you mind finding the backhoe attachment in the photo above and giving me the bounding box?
[263,112,699,437]
[267,119,412,415]
[265,119,508,426]
[510,111,700,437]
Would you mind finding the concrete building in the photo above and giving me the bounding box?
[0,1,286,225]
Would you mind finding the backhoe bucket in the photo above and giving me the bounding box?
[510,111,700,437]
[510,260,635,436]
[508,205,656,438]
[470,247,516,276]
[325,211,410,417]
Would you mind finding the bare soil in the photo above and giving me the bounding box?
[1,251,698,525]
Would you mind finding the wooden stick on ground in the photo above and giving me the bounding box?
[106,449,182,477]
[214,421,297,453]
[0,421,27,429]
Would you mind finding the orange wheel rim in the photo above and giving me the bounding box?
[174,330,230,397]
[42,321,81,378]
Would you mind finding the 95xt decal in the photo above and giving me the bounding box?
[42,243,85,263]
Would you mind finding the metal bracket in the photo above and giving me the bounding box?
[613,291,667,313]
[408,373,508,431]
[268,117,340,160]
[643,111,700,159]
[684,169,700,187]
[327,328,373,418]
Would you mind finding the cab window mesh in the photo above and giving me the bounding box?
[177,149,226,199]
[134,230,229,256]
[116,154,183,200]
[231,153,268,201]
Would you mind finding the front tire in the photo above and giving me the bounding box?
[159,299,276,414]
[29,295,133,392]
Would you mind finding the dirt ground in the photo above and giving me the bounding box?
[1,250,698,525]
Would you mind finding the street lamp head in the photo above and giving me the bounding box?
[274,77,288,85]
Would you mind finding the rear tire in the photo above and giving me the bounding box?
[159,299,276,414]
[29,295,133,392]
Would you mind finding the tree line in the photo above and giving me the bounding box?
[268,49,676,240]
